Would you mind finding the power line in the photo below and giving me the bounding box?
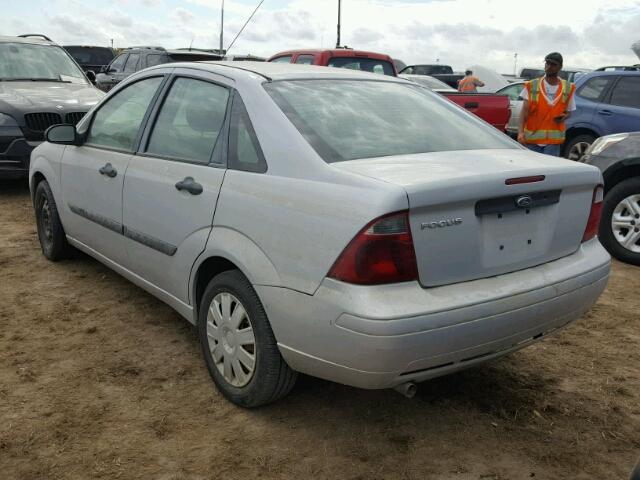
[226,0,265,55]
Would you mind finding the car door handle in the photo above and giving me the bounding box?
[597,109,613,116]
[98,163,117,178]
[175,177,203,195]
[464,102,479,109]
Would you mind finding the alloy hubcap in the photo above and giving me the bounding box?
[611,194,640,253]
[206,292,256,387]
[568,141,591,161]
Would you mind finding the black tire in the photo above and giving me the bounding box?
[563,134,596,161]
[198,270,297,408]
[34,180,73,261]
[598,177,640,266]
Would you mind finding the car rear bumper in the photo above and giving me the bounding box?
[0,138,39,179]
[257,239,610,389]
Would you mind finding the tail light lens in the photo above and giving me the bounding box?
[582,185,604,242]
[327,211,419,285]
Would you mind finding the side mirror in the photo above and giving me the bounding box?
[86,70,97,83]
[45,124,79,145]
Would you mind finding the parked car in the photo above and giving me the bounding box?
[30,61,610,407]
[95,46,223,92]
[268,49,397,76]
[63,45,115,76]
[495,81,525,137]
[581,132,640,265]
[401,74,512,131]
[0,35,104,179]
[564,71,640,160]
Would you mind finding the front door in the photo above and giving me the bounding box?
[122,73,231,303]
[61,75,165,265]
[597,75,640,135]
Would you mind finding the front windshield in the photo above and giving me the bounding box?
[0,42,87,83]
[265,80,516,163]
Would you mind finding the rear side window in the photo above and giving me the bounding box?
[327,57,394,76]
[146,54,166,67]
[87,77,163,151]
[609,77,640,109]
[270,55,292,63]
[146,77,229,164]
[295,55,315,65]
[124,53,140,73]
[265,80,515,163]
[578,76,612,101]
[228,95,266,173]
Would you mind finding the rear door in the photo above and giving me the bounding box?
[597,75,640,135]
[574,75,616,135]
[61,75,166,265]
[121,70,231,302]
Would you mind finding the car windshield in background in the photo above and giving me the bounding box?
[64,46,114,66]
[0,43,87,83]
[327,57,395,76]
[265,80,516,163]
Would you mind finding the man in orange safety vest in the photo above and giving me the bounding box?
[457,70,485,93]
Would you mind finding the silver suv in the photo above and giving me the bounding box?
[30,62,610,407]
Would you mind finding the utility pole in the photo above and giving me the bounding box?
[336,0,341,48]
[219,0,225,55]
[514,52,518,76]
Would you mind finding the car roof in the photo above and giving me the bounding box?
[0,35,55,46]
[576,70,640,84]
[269,49,393,60]
[165,60,403,82]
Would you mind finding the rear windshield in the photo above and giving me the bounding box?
[327,57,395,76]
[64,47,114,65]
[264,80,516,163]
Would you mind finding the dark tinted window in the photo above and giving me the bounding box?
[64,47,114,65]
[327,57,395,76]
[124,53,140,72]
[109,54,127,72]
[87,77,162,151]
[228,95,266,173]
[578,76,612,101]
[146,54,166,67]
[609,77,640,108]
[295,55,315,65]
[146,78,229,164]
[265,80,515,163]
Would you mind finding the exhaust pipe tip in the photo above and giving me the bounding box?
[393,382,417,399]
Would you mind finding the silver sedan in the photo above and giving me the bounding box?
[30,62,609,407]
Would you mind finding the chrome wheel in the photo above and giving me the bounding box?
[567,141,591,161]
[206,292,256,387]
[611,194,640,253]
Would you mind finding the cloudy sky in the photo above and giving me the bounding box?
[2,0,639,73]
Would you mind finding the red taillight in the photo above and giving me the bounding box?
[327,211,419,285]
[582,185,604,242]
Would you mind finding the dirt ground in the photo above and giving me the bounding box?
[0,179,639,480]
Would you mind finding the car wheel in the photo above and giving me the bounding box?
[198,270,297,408]
[564,134,595,161]
[598,178,640,266]
[34,180,73,261]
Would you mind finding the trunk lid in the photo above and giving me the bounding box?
[333,149,601,287]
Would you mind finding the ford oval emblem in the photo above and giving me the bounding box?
[516,195,533,208]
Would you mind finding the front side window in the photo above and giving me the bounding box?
[109,54,127,72]
[295,55,315,65]
[146,77,229,164]
[0,42,87,83]
[327,57,395,76]
[609,77,640,109]
[124,53,140,73]
[578,76,612,101]
[265,80,515,163]
[86,77,163,151]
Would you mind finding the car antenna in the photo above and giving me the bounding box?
[225,0,264,56]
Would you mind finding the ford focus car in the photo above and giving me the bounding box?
[29,62,610,407]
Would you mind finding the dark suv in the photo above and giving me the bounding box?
[0,35,104,179]
[63,45,115,76]
[95,46,223,92]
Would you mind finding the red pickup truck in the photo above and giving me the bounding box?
[268,49,510,131]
